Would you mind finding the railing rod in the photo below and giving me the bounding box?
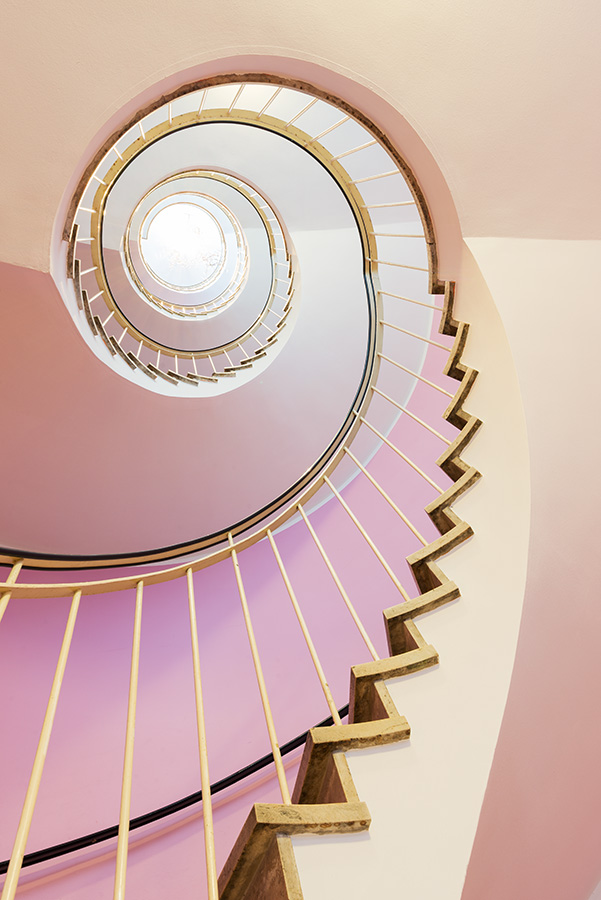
[344,449,428,546]
[286,96,318,126]
[266,530,341,725]
[113,581,143,900]
[368,258,427,271]
[0,560,23,626]
[323,477,411,602]
[228,84,245,113]
[256,86,282,118]
[297,506,379,660]
[381,319,449,349]
[228,535,291,805]
[0,705,350,875]
[363,201,415,208]
[370,231,423,238]
[379,289,442,311]
[372,386,452,444]
[331,139,377,160]
[197,90,207,114]
[358,417,445,493]
[307,115,350,143]
[378,352,454,397]
[0,590,81,900]
[353,170,398,183]
[186,569,218,900]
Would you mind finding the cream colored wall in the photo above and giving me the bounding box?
[293,239,531,898]
[460,239,601,900]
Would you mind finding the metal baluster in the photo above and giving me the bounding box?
[266,530,341,725]
[113,581,143,900]
[186,569,218,900]
[1,590,82,900]
[297,507,379,660]
[323,477,411,602]
[228,535,291,804]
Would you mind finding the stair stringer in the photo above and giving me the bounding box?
[218,279,482,900]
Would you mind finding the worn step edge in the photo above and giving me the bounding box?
[292,715,410,805]
[219,802,370,900]
[239,835,304,900]
[350,644,439,724]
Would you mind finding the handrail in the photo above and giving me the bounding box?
[0,705,349,876]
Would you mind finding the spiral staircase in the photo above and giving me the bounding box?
[0,77,482,900]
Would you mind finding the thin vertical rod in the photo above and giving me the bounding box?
[1,590,81,900]
[308,115,349,144]
[331,139,377,160]
[228,84,245,113]
[228,534,291,805]
[257,86,282,118]
[266,530,341,725]
[378,352,454,397]
[113,581,143,900]
[372,386,451,444]
[297,506,379,661]
[381,320,449,349]
[323,477,411,602]
[286,96,318,126]
[344,449,428,545]
[0,560,23,626]
[186,569,218,900]
[379,289,442,311]
[353,170,398,183]
[358,417,445,493]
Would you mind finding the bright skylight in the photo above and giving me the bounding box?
[139,201,225,292]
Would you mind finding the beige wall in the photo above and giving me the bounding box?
[293,239,531,898]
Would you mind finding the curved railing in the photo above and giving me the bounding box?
[0,77,481,900]
[69,167,295,384]
[6,79,447,569]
